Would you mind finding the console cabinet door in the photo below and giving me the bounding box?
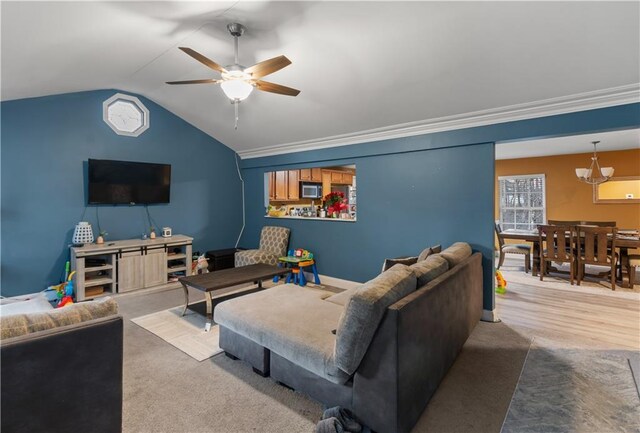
[118,251,144,292]
[144,248,167,287]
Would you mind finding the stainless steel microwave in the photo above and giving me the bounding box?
[301,183,323,199]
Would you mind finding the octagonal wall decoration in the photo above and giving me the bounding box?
[103,93,150,137]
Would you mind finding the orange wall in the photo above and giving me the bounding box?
[495,149,640,229]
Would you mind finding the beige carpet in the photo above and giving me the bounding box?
[131,306,222,361]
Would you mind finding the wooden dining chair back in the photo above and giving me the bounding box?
[495,221,531,272]
[538,224,576,284]
[581,221,617,227]
[576,225,617,290]
[547,220,581,227]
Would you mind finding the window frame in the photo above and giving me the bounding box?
[498,173,547,231]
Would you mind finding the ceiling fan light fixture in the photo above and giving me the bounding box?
[220,79,254,101]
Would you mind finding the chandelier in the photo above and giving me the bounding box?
[575,141,614,185]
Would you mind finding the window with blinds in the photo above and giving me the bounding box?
[499,174,546,231]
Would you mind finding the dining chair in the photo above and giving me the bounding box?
[547,220,581,226]
[575,225,617,290]
[495,221,531,272]
[538,224,576,284]
[628,254,640,287]
[581,221,617,227]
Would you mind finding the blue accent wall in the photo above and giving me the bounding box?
[240,103,640,311]
[1,90,242,296]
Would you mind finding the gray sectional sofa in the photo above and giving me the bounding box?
[215,242,483,433]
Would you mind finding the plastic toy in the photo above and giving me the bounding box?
[55,271,76,308]
[495,269,507,294]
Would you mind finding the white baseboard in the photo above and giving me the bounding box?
[481,309,501,323]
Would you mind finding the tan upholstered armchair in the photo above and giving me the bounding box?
[235,226,291,267]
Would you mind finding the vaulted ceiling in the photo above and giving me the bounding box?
[2,1,639,157]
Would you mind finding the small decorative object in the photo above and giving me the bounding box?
[162,227,172,238]
[96,230,107,244]
[323,191,348,217]
[72,222,94,245]
[191,254,209,275]
[495,269,507,294]
[150,227,156,239]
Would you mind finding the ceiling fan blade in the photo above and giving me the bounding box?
[254,80,300,96]
[178,47,227,74]
[166,79,221,85]
[245,55,292,79]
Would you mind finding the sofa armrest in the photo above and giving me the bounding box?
[1,315,123,433]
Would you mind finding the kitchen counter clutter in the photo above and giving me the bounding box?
[265,215,356,222]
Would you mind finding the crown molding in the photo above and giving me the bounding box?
[238,84,640,159]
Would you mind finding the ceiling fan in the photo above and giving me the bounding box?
[167,23,300,129]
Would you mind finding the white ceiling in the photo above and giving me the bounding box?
[495,129,640,160]
[2,1,639,157]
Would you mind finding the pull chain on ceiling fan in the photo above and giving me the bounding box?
[167,23,300,130]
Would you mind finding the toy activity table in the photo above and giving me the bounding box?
[277,256,321,286]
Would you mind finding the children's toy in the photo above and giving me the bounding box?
[191,254,209,275]
[55,271,76,308]
[495,269,507,294]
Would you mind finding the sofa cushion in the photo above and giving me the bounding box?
[438,242,472,267]
[410,254,449,286]
[325,287,359,306]
[334,265,417,375]
[0,297,118,340]
[214,284,350,384]
[381,256,418,273]
[417,244,442,262]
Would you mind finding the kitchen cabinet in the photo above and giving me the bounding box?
[287,170,300,200]
[268,172,276,200]
[311,168,322,182]
[299,168,322,182]
[275,171,288,200]
[341,173,353,185]
[326,170,354,185]
[299,168,311,181]
[322,171,332,197]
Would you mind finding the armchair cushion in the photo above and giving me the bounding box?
[235,250,279,267]
[235,226,291,267]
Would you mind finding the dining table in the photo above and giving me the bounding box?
[500,229,640,287]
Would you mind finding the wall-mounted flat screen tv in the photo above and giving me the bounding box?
[88,159,171,205]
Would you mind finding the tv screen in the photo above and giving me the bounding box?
[88,159,171,205]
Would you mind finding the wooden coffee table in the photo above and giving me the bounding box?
[179,264,288,331]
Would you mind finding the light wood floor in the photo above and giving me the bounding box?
[496,257,640,350]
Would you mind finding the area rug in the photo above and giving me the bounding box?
[501,338,640,433]
[131,304,222,361]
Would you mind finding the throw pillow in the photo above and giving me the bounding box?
[439,242,472,267]
[410,254,449,286]
[417,244,443,262]
[334,265,417,375]
[381,256,418,272]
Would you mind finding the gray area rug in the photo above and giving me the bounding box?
[502,339,640,433]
